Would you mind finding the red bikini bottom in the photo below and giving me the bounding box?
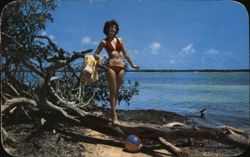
[107,65,125,73]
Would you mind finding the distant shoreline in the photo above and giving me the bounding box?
[127,69,250,72]
[12,69,250,73]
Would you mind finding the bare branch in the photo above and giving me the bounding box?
[22,59,46,77]
[48,84,88,117]
[5,80,20,96]
[21,106,33,121]
[1,93,8,101]
[2,127,17,143]
[2,97,38,113]
[45,99,80,123]
[78,91,95,108]
[2,32,24,48]
[45,49,92,74]
[159,137,189,157]
[34,35,59,53]
[2,92,15,99]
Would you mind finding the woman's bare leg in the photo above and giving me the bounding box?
[115,70,125,105]
[106,68,118,124]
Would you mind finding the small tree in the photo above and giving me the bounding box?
[1,0,57,86]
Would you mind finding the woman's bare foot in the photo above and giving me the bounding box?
[111,110,119,125]
[112,120,120,126]
[112,117,120,125]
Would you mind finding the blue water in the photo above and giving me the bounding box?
[118,72,250,130]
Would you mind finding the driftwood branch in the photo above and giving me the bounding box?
[78,91,96,108]
[5,80,20,96]
[2,92,15,99]
[44,99,81,123]
[159,137,190,157]
[2,127,17,144]
[47,83,89,117]
[2,97,38,113]
[45,49,92,74]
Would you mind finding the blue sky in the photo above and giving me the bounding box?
[43,0,249,70]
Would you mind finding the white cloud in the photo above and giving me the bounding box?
[81,36,99,46]
[168,43,196,66]
[131,49,139,54]
[41,31,47,36]
[181,43,196,55]
[41,31,55,41]
[206,48,220,55]
[150,42,161,50]
[81,36,91,44]
[149,42,161,55]
[169,59,176,64]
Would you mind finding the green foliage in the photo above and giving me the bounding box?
[2,0,56,53]
[119,80,139,106]
[2,0,57,85]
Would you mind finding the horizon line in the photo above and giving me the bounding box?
[127,69,250,72]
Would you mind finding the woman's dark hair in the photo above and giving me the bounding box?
[103,19,119,36]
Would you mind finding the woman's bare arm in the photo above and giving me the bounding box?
[94,40,105,65]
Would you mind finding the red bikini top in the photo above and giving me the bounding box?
[104,37,124,54]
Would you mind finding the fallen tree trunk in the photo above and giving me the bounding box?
[75,113,249,149]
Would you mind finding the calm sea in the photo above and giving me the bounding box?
[119,72,250,130]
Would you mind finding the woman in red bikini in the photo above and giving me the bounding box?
[94,19,140,124]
